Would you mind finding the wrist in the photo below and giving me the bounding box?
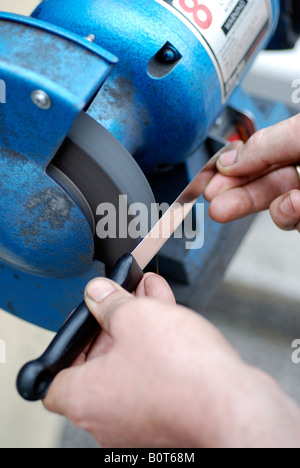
[205,366,300,448]
[161,362,300,448]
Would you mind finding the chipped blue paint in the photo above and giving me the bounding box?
[0,13,116,329]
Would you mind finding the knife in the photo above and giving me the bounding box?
[17,141,239,402]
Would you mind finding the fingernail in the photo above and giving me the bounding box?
[281,194,295,216]
[219,150,238,167]
[86,279,116,303]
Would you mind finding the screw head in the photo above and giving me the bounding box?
[85,34,96,43]
[31,90,52,110]
[158,44,181,64]
[161,47,177,63]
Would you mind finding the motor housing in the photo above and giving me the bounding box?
[0,0,291,331]
[33,0,280,172]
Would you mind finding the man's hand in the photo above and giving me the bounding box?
[44,275,300,448]
[204,114,300,231]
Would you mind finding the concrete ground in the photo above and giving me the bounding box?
[1,0,300,449]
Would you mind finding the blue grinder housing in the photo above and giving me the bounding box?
[32,0,280,172]
[0,0,290,330]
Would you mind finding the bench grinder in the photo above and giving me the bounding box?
[0,0,291,331]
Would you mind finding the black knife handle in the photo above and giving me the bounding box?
[17,254,143,402]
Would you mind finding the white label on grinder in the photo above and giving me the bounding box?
[155,0,272,102]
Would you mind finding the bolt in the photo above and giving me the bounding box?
[159,44,181,64]
[31,90,52,110]
[162,48,177,62]
[85,34,96,43]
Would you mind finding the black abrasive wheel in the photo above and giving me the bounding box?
[48,112,156,269]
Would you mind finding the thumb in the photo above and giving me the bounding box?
[84,278,133,336]
[135,273,176,304]
[217,114,300,177]
[44,280,133,414]
[270,189,300,232]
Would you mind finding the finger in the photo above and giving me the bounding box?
[270,190,300,231]
[84,278,134,336]
[43,366,79,416]
[216,114,300,177]
[204,172,250,201]
[85,330,114,360]
[209,166,300,223]
[135,273,176,304]
[68,342,97,367]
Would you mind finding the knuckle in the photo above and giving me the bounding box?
[43,395,54,413]
[113,298,135,318]
[114,298,152,327]
[276,167,298,194]
[243,185,257,213]
[109,298,138,330]
[248,129,263,151]
[66,392,90,431]
[281,115,300,157]
[287,114,300,142]
[246,129,268,165]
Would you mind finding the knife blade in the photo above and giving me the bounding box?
[16,141,239,401]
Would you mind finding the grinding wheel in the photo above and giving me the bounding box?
[49,112,156,269]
